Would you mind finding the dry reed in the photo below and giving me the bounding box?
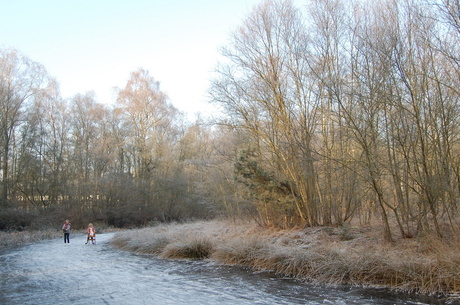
[161,238,214,259]
[109,220,460,299]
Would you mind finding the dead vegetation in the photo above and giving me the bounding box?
[0,230,61,247]
[110,220,460,301]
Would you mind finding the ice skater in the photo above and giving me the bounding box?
[85,223,96,244]
[62,219,71,244]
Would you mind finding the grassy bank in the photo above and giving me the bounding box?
[110,220,460,301]
[0,229,62,247]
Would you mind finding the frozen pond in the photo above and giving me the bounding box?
[0,232,445,305]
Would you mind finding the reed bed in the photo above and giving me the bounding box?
[110,220,460,299]
[161,237,214,259]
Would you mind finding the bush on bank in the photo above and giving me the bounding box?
[110,220,460,300]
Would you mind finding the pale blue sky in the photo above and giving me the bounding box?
[0,0,264,119]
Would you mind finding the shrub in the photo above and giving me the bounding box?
[162,238,214,259]
[0,208,38,231]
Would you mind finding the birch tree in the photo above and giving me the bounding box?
[0,48,51,204]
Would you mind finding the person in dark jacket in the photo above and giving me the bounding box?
[62,219,71,244]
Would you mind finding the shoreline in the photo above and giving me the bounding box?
[0,226,119,247]
[1,220,458,302]
[0,230,61,247]
[109,219,460,303]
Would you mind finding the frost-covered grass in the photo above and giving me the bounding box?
[110,220,460,299]
[110,220,261,258]
[0,229,61,247]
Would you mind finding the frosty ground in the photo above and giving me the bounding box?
[110,219,460,302]
[0,230,441,305]
[0,219,457,304]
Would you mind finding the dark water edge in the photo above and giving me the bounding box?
[158,257,454,305]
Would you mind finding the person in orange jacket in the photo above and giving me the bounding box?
[85,223,96,244]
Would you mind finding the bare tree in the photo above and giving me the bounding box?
[212,0,326,227]
[15,79,69,207]
[116,68,174,182]
[0,48,51,204]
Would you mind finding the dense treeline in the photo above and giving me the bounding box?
[210,0,460,241]
[1,0,460,241]
[0,58,222,228]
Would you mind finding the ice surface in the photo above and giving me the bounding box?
[0,232,442,305]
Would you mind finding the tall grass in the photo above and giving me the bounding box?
[110,220,460,299]
[110,220,257,258]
